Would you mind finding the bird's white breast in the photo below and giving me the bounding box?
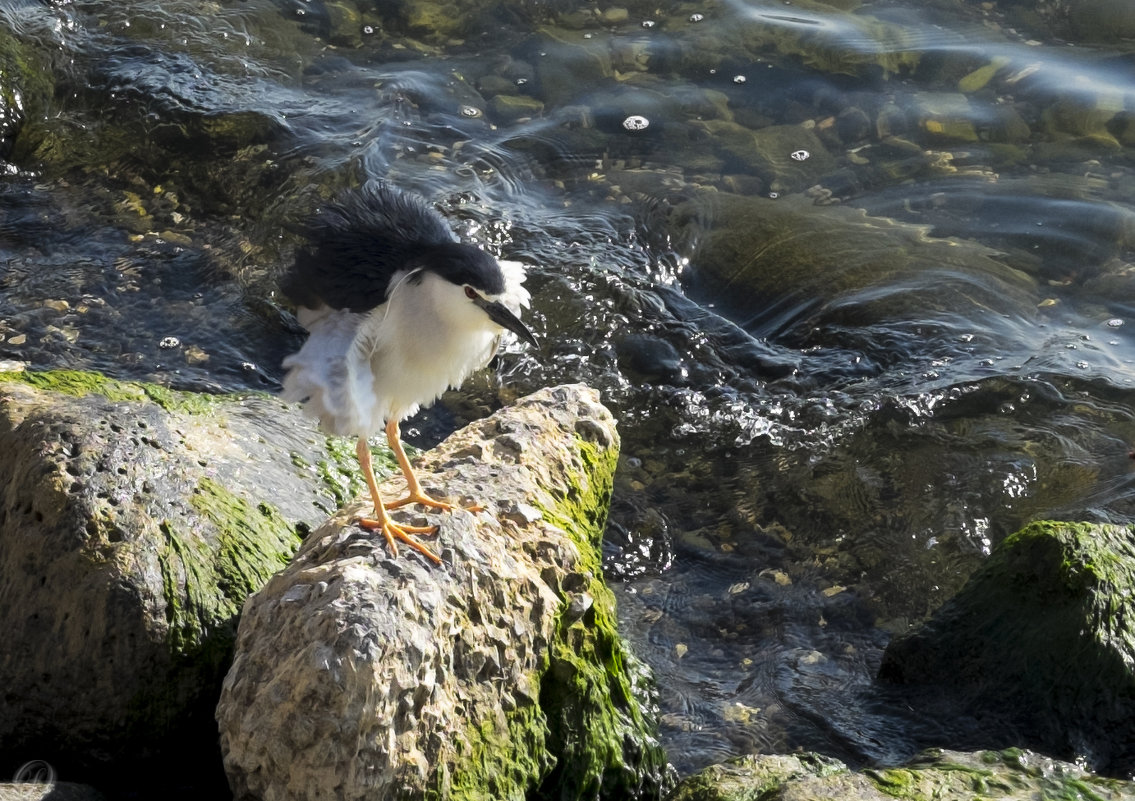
[283,266,527,438]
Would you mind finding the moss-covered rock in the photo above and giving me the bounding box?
[217,384,673,801]
[879,521,1135,774]
[0,23,55,155]
[664,748,1135,800]
[0,368,394,786]
[669,190,1039,333]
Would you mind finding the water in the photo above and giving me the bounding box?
[4,0,1135,781]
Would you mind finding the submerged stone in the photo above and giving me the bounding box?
[669,190,1039,330]
[489,93,545,122]
[693,122,835,193]
[0,24,55,155]
[530,27,615,105]
[879,521,1135,775]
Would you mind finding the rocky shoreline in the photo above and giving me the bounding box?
[0,370,670,799]
[1,368,1135,801]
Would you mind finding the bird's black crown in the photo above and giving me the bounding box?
[406,242,505,296]
[282,181,504,313]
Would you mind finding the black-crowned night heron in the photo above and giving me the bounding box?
[281,180,537,564]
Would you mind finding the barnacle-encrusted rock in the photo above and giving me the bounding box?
[216,384,671,801]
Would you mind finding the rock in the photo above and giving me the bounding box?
[879,521,1135,775]
[530,27,614,105]
[911,92,979,143]
[664,748,1135,800]
[0,25,55,155]
[957,56,1009,94]
[669,190,1038,329]
[488,93,545,123]
[835,106,871,144]
[692,121,836,193]
[1064,0,1135,42]
[216,384,672,801]
[0,369,384,788]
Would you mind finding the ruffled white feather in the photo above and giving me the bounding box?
[283,261,531,438]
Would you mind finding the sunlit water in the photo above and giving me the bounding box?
[3,0,1135,781]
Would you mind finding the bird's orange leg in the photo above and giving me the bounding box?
[353,437,442,564]
[383,419,484,513]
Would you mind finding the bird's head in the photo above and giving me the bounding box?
[407,243,537,347]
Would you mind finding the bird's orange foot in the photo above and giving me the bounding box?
[386,491,484,514]
[356,516,442,565]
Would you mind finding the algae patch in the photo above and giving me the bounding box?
[533,433,671,800]
[315,435,400,511]
[1,368,234,414]
[159,477,301,657]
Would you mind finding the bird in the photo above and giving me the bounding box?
[279,180,537,564]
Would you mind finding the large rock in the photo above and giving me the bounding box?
[663,748,1135,801]
[879,521,1135,775]
[0,368,380,787]
[216,384,671,801]
[0,22,54,155]
[670,191,1039,330]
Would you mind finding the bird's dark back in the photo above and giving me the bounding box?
[282,181,458,313]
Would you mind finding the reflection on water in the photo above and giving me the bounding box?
[4,0,1135,780]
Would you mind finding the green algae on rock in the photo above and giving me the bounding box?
[879,520,1135,774]
[0,368,393,781]
[0,22,55,153]
[217,384,673,801]
[664,747,1135,801]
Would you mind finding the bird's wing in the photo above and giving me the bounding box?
[281,307,379,437]
[282,181,457,314]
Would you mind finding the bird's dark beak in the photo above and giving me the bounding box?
[476,298,538,348]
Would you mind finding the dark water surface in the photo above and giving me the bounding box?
[3,0,1135,783]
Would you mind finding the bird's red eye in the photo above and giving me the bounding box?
[464,286,478,300]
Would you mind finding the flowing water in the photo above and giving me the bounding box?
[3,0,1135,783]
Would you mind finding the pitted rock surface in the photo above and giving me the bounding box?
[216,384,669,801]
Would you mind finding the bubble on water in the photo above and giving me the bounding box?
[790,149,811,161]
[768,191,779,199]
[460,105,482,118]
[733,75,747,84]
[1107,318,1124,328]
[622,115,650,131]
[641,19,656,28]
[362,25,375,35]
[689,13,704,22]
[159,336,180,349]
